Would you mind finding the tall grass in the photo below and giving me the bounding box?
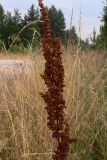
[0,49,107,160]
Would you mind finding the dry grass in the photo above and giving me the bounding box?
[0,52,30,60]
[0,49,107,160]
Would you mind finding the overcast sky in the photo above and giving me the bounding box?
[0,0,104,40]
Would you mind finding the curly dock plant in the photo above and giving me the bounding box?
[38,0,75,159]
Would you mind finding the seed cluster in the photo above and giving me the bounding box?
[38,0,75,159]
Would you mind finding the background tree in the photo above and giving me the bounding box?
[2,10,22,49]
[47,5,66,43]
[0,4,5,48]
[20,4,40,47]
[90,27,97,43]
[0,3,79,51]
[0,4,5,24]
[13,9,22,24]
[65,26,78,46]
[96,0,107,48]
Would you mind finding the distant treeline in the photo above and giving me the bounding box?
[0,3,79,51]
[1,1,107,52]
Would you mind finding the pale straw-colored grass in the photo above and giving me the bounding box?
[0,49,107,160]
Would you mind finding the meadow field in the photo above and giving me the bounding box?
[0,47,107,160]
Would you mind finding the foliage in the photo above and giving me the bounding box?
[9,44,24,53]
[0,10,22,49]
[20,4,40,47]
[65,26,78,46]
[95,0,107,48]
[0,4,5,46]
[0,2,79,51]
[0,4,5,24]
[47,5,66,43]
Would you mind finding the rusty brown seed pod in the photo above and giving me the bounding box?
[38,0,76,159]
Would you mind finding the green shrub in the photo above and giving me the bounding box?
[9,44,24,53]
